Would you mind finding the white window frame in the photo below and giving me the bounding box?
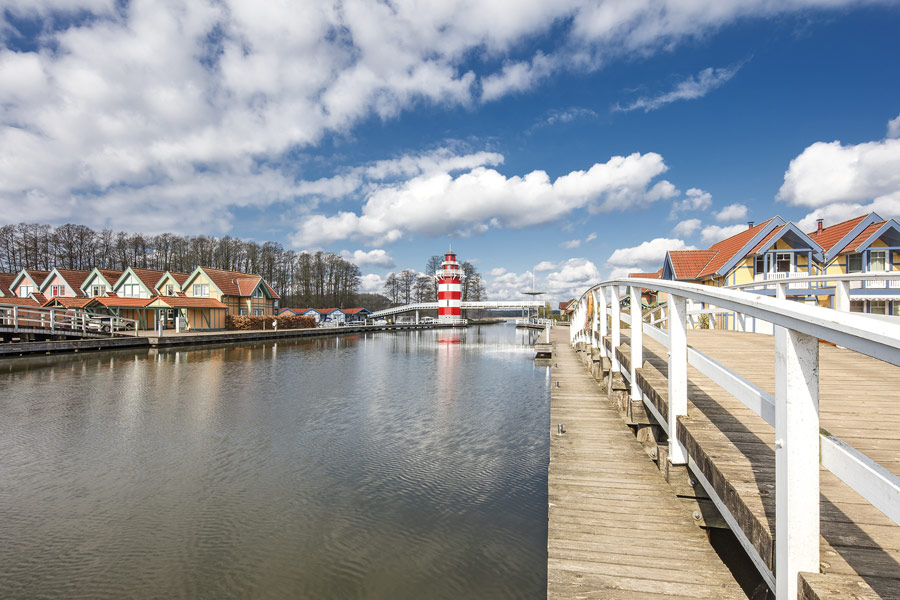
[870,300,887,315]
[775,252,792,273]
[253,287,265,298]
[165,284,174,296]
[847,253,863,273]
[19,285,33,298]
[869,249,888,272]
[91,285,105,297]
[51,284,66,296]
[192,284,209,297]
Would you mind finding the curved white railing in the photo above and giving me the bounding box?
[567,277,900,599]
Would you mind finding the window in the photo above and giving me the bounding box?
[847,253,863,273]
[166,284,174,296]
[870,300,887,315]
[19,285,33,298]
[775,252,791,273]
[253,287,264,298]
[893,302,900,317]
[51,285,66,296]
[192,284,209,297]
[240,308,248,316]
[253,309,264,316]
[91,285,105,297]
[754,255,765,274]
[870,250,887,272]
[850,300,865,313]
[121,283,141,297]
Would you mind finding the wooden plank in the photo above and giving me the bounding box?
[548,329,742,599]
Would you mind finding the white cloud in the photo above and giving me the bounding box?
[777,138,900,208]
[359,273,385,293]
[292,153,675,246]
[487,267,507,277]
[795,192,900,233]
[339,249,395,268]
[560,232,596,249]
[701,224,748,245]
[888,113,900,139]
[545,258,602,299]
[607,238,695,270]
[534,261,558,272]
[670,187,712,217]
[485,270,534,301]
[673,218,702,237]
[715,203,748,222]
[614,65,742,113]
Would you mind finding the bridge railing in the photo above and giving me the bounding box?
[568,278,900,599]
[0,303,140,337]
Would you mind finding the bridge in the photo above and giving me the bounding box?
[0,302,139,341]
[369,300,545,319]
[554,276,900,600]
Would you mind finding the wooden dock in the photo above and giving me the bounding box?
[600,328,900,599]
[548,326,745,598]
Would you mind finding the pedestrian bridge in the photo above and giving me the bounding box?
[0,302,139,340]
[555,276,900,600]
[369,300,544,319]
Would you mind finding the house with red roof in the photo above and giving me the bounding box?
[9,269,50,299]
[80,268,124,297]
[181,267,279,316]
[39,268,92,299]
[811,212,900,315]
[0,272,17,297]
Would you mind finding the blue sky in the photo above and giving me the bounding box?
[1,1,900,302]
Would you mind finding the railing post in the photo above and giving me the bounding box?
[774,325,820,599]
[609,285,620,373]
[630,285,643,406]
[591,290,599,349]
[13,306,18,332]
[667,294,688,465]
[834,280,850,312]
[81,311,86,334]
[50,308,56,331]
[598,286,608,359]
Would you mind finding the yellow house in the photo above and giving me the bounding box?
[810,212,900,315]
[181,267,279,316]
[154,271,191,297]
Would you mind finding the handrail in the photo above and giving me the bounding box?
[569,277,900,599]
[0,302,140,337]
[728,271,900,289]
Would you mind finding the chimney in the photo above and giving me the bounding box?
[747,221,754,229]
[817,218,824,234]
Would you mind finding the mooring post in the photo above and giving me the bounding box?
[629,285,643,407]
[774,300,820,599]
[667,294,688,465]
[609,285,620,373]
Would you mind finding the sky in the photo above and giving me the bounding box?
[1,1,900,304]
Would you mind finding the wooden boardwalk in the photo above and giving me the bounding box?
[606,329,900,599]
[547,327,745,599]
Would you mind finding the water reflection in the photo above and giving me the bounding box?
[0,322,549,599]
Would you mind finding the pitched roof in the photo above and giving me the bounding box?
[235,277,262,296]
[748,225,784,255]
[151,296,226,309]
[843,221,886,253]
[628,272,661,279]
[18,269,50,286]
[87,296,154,308]
[808,214,868,252]
[31,292,47,304]
[45,297,91,308]
[342,308,371,314]
[0,297,40,306]
[126,268,168,291]
[697,219,776,278]
[48,269,91,290]
[97,269,124,283]
[194,267,280,299]
[0,272,15,296]
[668,250,719,280]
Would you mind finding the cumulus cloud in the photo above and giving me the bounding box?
[359,273,385,293]
[888,113,900,139]
[701,224,748,244]
[292,153,676,246]
[670,187,712,217]
[534,261,558,272]
[614,65,742,113]
[545,258,602,298]
[715,203,748,222]
[607,238,695,272]
[673,218,702,237]
[339,249,395,268]
[560,232,597,249]
[487,267,507,277]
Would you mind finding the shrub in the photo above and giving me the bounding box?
[226,314,316,330]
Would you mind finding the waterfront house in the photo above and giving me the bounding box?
[181,267,279,316]
[39,268,91,299]
[276,307,311,317]
[112,267,168,299]
[9,269,50,298]
[810,212,900,315]
[154,271,191,297]
[146,296,227,330]
[317,308,346,325]
[80,268,124,297]
[342,308,371,322]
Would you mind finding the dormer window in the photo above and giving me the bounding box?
[193,284,209,297]
[870,250,887,272]
[50,285,66,296]
[775,253,791,273]
[166,284,174,296]
[253,287,264,298]
[90,285,105,297]
[19,285,33,298]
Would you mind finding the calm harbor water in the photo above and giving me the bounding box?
[0,322,550,599]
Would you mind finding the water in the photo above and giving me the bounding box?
[0,323,550,599]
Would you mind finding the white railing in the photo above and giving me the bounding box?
[0,303,140,337]
[568,278,900,600]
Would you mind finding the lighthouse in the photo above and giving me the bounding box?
[436,247,463,323]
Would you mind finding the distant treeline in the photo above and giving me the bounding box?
[0,222,367,309]
[383,255,486,304]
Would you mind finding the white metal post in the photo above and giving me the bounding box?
[591,290,600,349]
[667,294,688,465]
[609,285,620,373]
[774,326,820,600]
[834,280,850,312]
[630,285,643,405]
[13,306,18,332]
[598,286,608,359]
[50,308,55,331]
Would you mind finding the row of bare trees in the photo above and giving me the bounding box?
[382,255,486,304]
[0,223,363,308]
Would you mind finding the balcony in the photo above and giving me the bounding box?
[752,271,810,289]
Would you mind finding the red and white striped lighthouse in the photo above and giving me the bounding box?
[436,248,463,322]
